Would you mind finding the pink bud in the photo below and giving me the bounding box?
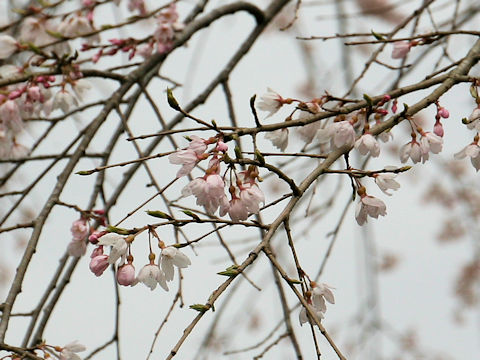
[8,89,23,100]
[90,246,104,258]
[433,120,444,137]
[392,41,411,59]
[28,86,41,101]
[438,108,449,119]
[109,38,125,46]
[392,100,398,114]
[216,141,228,152]
[89,254,109,276]
[117,263,136,286]
[92,49,103,63]
[89,230,107,244]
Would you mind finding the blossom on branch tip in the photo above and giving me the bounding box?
[257,88,290,117]
[374,173,400,195]
[355,193,387,226]
[159,246,191,282]
[311,283,335,313]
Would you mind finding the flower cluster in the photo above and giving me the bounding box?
[299,282,335,326]
[170,136,265,221]
[0,65,91,159]
[89,233,191,291]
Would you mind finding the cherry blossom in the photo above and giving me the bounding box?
[317,120,356,149]
[265,128,289,151]
[71,218,89,240]
[240,184,265,214]
[169,136,208,177]
[89,253,109,277]
[454,142,480,171]
[311,282,335,313]
[374,173,400,195]
[182,174,228,214]
[257,88,290,117]
[0,35,18,59]
[467,108,480,131]
[97,233,128,264]
[136,263,168,291]
[67,238,87,257]
[420,132,443,158]
[299,304,324,326]
[391,41,411,59]
[400,139,423,164]
[159,246,191,282]
[59,341,86,360]
[355,192,387,226]
[355,133,380,157]
[117,262,136,286]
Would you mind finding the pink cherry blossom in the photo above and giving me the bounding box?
[117,263,136,286]
[67,238,87,257]
[89,254,109,277]
[169,136,207,177]
[391,41,411,59]
[71,218,89,240]
[182,174,228,214]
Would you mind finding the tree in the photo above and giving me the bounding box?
[0,0,479,359]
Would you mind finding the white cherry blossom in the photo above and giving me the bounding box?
[265,128,289,151]
[0,35,18,59]
[97,233,128,264]
[59,341,86,360]
[136,264,168,291]
[454,142,480,171]
[375,173,400,195]
[355,133,380,157]
[159,246,191,281]
[355,195,387,226]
